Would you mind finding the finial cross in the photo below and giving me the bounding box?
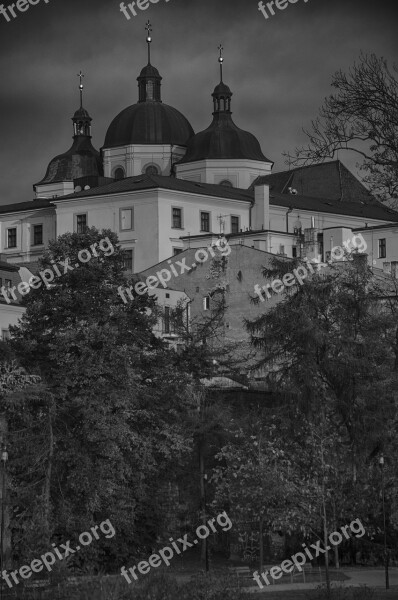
[145,20,152,37]
[218,44,224,81]
[77,70,84,88]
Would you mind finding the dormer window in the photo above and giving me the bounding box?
[220,179,233,188]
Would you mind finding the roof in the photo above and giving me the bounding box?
[103,102,194,149]
[57,174,254,203]
[51,171,398,223]
[352,223,398,232]
[269,191,398,222]
[252,160,378,205]
[35,136,103,186]
[177,112,271,164]
[0,261,19,272]
[0,198,54,215]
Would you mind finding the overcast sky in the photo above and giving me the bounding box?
[0,0,396,205]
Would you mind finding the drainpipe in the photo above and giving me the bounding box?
[286,208,293,233]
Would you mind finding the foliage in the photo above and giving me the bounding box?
[3,228,196,568]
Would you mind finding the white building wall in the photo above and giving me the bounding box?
[355,226,398,268]
[157,189,250,261]
[176,159,272,189]
[0,209,56,264]
[103,144,186,178]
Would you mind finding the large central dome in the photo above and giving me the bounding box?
[103,63,194,149]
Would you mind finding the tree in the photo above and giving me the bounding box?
[244,256,398,591]
[284,53,398,204]
[6,228,195,567]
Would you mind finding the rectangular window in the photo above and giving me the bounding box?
[173,247,183,255]
[120,208,133,231]
[33,224,43,246]
[1,330,10,341]
[200,211,210,232]
[0,278,2,289]
[7,228,17,248]
[164,306,170,334]
[203,296,210,311]
[122,249,134,273]
[172,208,182,229]
[378,238,386,259]
[231,216,239,234]
[292,247,297,258]
[76,214,87,234]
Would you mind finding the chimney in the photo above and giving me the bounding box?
[253,185,270,231]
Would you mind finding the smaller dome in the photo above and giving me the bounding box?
[35,137,103,186]
[73,107,91,120]
[213,82,232,96]
[139,64,161,79]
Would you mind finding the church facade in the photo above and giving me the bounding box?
[1,27,398,324]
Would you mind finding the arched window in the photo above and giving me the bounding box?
[144,164,160,176]
[146,81,154,101]
[114,167,125,181]
[220,179,233,188]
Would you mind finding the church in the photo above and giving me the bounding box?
[0,22,397,339]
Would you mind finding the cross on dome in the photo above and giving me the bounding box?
[218,44,224,82]
[145,20,152,64]
[77,70,85,108]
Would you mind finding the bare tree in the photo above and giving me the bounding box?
[284,53,398,205]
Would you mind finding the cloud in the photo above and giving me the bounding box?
[0,0,397,204]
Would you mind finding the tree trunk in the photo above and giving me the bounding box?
[0,414,10,571]
[43,398,54,546]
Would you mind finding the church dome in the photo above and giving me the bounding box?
[104,102,194,148]
[103,39,194,149]
[178,75,270,164]
[35,99,103,187]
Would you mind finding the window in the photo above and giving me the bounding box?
[164,306,170,334]
[7,228,17,248]
[1,330,10,341]
[292,247,297,258]
[114,167,125,180]
[33,224,43,246]
[200,212,210,232]
[172,208,182,229]
[122,249,134,273]
[0,278,2,288]
[378,238,386,259]
[146,81,154,101]
[173,247,183,255]
[5,279,11,289]
[76,214,87,234]
[203,296,210,311]
[120,208,133,231]
[279,245,285,255]
[145,164,160,176]
[231,216,239,234]
[220,180,233,188]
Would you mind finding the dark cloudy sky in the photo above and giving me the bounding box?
[0,0,396,205]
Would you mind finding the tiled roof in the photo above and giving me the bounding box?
[270,192,398,222]
[50,171,398,223]
[352,223,398,231]
[58,174,254,203]
[252,160,378,205]
[0,199,54,214]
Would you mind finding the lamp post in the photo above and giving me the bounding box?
[379,455,389,590]
[0,444,8,600]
